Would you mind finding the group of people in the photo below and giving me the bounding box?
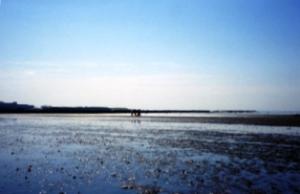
[131,109,141,117]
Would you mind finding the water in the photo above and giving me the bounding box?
[0,114,299,194]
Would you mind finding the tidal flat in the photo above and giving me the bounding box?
[0,114,299,194]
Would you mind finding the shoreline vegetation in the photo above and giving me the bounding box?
[1,101,300,126]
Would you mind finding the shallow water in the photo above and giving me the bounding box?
[0,114,299,194]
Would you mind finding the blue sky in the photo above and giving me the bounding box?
[0,0,299,110]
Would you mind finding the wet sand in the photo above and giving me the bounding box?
[142,114,300,126]
[1,113,300,126]
[0,114,299,194]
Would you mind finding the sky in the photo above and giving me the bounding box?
[0,0,299,110]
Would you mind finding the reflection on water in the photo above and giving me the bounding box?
[0,114,299,194]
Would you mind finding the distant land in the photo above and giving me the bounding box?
[0,101,255,114]
[1,101,300,126]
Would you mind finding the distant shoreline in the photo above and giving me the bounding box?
[2,101,300,126]
[1,112,300,127]
[0,101,256,114]
[0,109,256,114]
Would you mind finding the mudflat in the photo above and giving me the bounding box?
[141,114,300,126]
[0,114,299,194]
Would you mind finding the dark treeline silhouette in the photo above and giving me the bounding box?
[41,106,130,113]
[0,101,130,113]
[0,101,35,113]
[0,101,256,114]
